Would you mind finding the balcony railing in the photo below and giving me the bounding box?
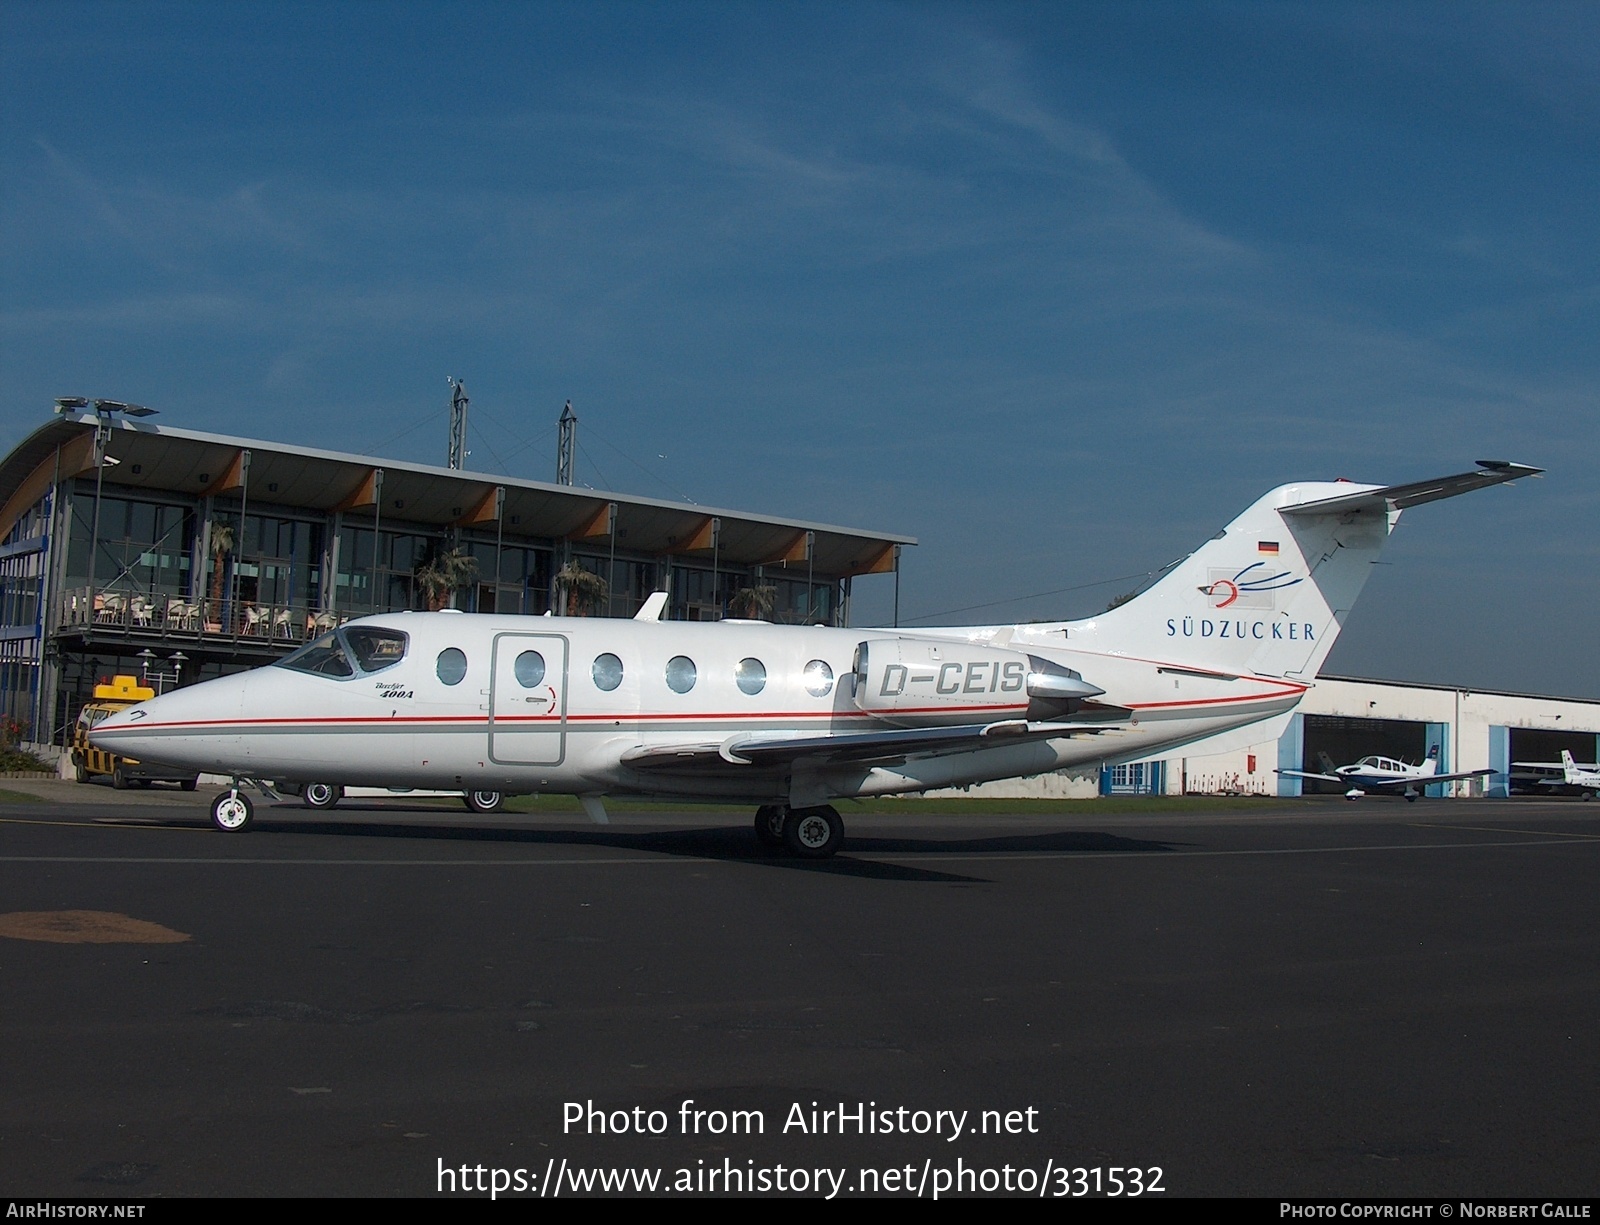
[58,587,353,645]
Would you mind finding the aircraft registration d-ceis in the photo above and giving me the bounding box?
[91,461,1541,857]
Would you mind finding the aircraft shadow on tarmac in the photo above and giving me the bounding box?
[204,808,1186,885]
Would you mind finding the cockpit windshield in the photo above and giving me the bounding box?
[278,632,355,678]
[345,627,408,673]
[277,628,408,679]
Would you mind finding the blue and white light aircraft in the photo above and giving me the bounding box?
[90,461,1539,856]
[1276,746,1495,801]
[1513,750,1600,799]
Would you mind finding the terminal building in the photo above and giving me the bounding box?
[0,402,911,751]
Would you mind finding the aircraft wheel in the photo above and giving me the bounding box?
[180,778,197,792]
[465,790,504,814]
[211,791,254,833]
[783,806,843,859]
[112,764,129,790]
[1405,793,1418,803]
[754,805,787,848]
[72,754,88,784]
[302,782,342,810]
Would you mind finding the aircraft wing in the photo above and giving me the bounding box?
[620,718,1112,772]
[1281,461,1542,518]
[1274,769,1344,784]
[1358,769,1497,789]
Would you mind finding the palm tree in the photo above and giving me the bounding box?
[415,546,479,612]
[557,561,609,617]
[207,521,234,619]
[728,584,776,619]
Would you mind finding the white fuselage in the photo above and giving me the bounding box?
[91,611,1306,805]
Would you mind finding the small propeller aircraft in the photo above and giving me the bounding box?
[1276,746,1495,801]
[90,461,1539,855]
[1512,750,1600,799]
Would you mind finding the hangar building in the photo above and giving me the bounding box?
[950,677,1600,801]
[0,405,912,751]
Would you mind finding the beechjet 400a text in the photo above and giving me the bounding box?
[91,461,1540,857]
[1275,746,1495,801]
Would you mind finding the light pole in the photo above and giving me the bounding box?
[56,398,158,625]
[136,649,186,694]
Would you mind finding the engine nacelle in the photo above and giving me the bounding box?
[851,638,1104,727]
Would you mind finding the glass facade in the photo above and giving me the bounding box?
[66,485,194,599]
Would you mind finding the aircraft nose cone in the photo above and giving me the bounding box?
[89,674,246,769]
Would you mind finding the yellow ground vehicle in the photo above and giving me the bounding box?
[71,676,198,790]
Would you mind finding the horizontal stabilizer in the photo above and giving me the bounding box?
[1281,461,1541,518]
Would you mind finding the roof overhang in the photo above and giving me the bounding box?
[0,415,914,577]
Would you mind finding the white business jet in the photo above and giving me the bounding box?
[90,461,1539,856]
[1513,750,1600,799]
[1276,746,1494,801]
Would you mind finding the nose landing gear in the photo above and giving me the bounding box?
[211,787,254,832]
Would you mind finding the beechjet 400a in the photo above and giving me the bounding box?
[91,461,1539,857]
[1275,746,1495,801]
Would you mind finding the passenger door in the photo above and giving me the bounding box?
[489,633,568,765]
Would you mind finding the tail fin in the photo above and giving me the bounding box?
[1562,749,1576,778]
[1421,746,1440,777]
[1317,751,1339,774]
[1057,464,1540,680]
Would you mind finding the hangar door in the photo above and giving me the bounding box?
[1507,728,1600,795]
[1300,715,1431,796]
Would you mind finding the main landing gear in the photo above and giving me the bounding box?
[753,804,844,859]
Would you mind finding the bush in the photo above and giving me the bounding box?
[0,747,52,773]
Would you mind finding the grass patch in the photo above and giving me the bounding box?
[839,794,1300,815]
[497,794,738,815]
[491,793,1300,817]
[0,787,46,803]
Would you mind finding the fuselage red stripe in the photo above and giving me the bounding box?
[103,685,1298,736]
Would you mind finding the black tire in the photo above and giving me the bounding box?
[783,805,843,859]
[72,753,89,784]
[754,805,786,848]
[465,790,504,814]
[180,778,197,792]
[111,764,129,790]
[211,791,254,832]
[302,782,342,810]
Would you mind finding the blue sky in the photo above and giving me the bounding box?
[3,2,1596,696]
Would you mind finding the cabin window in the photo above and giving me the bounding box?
[665,655,697,694]
[514,651,546,688]
[346,627,408,674]
[736,658,766,695]
[804,659,834,697]
[592,652,623,692]
[436,647,468,686]
[278,632,355,679]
